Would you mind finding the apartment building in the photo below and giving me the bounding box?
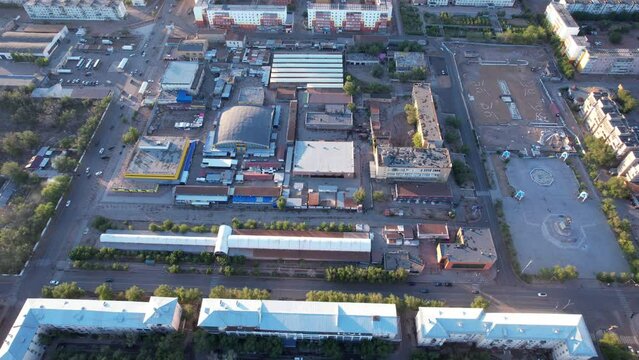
[546,2,580,41]
[581,90,639,158]
[0,297,182,360]
[415,307,597,360]
[371,145,452,182]
[23,0,126,21]
[546,2,639,74]
[559,0,639,14]
[413,83,443,149]
[307,0,392,33]
[198,299,400,341]
[437,227,496,270]
[617,150,639,182]
[193,2,290,30]
[576,48,639,74]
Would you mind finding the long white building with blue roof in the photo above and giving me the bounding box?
[0,297,181,360]
[415,307,597,360]
[198,299,399,342]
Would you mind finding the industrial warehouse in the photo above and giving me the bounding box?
[269,53,344,88]
[100,225,372,262]
[0,24,68,60]
[214,106,274,153]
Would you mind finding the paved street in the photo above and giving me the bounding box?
[1,7,639,356]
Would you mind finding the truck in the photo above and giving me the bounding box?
[138,81,148,95]
[101,39,113,45]
[57,68,72,74]
[122,45,134,51]
[116,58,128,72]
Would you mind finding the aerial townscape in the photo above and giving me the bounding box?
[0,0,639,358]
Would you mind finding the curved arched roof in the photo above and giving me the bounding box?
[215,106,273,149]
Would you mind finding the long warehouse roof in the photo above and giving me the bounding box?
[269,52,344,89]
[100,225,372,254]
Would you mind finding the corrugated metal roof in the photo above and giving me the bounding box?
[270,53,344,89]
[0,297,180,360]
[199,299,398,338]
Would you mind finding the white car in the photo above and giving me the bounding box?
[85,167,90,174]
[49,280,59,285]
[537,292,548,297]
[95,171,103,176]
[66,200,71,207]
[99,147,105,154]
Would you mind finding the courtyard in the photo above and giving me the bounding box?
[502,157,628,278]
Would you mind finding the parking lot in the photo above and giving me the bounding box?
[502,157,629,277]
[453,43,560,152]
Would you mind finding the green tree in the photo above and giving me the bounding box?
[353,187,366,204]
[452,160,473,185]
[347,102,357,112]
[404,104,418,125]
[372,190,385,202]
[52,155,78,173]
[343,81,358,96]
[2,131,39,157]
[91,215,114,233]
[584,135,616,169]
[154,284,177,297]
[95,283,115,300]
[609,31,623,44]
[121,127,140,145]
[617,86,637,114]
[125,285,146,301]
[41,175,71,203]
[598,177,630,199]
[33,202,55,226]
[371,64,384,78]
[276,196,286,210]
[470,295,490,309]
[45,282,85,298]
[1,161,29,184]
[412,132,424,148]
[445,115,460,129]
[599,332,633,360]
[321,339,344,360]
[35,57,49,67]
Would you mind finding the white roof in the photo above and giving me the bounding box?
[416,307,597,358]
[199,299,398,338]
[270,53,344,88]
[161,61,199,85]
[100,225,371,255]
[0,297,180,360]
[293,141,355,176]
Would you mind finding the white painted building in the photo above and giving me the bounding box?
[131,0,146,6]
[618,150,639,182]
[199,299,400,341]
[577,48,639,74]
[307,0,392,33]
[559,0,639,14]
[23,0,126,21]
[416,307,597,360]
[563,35,589,61]
[546,2,580,41]
[0,297,181,360]
[194,3,288,29]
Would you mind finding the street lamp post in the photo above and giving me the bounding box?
[521,259,533,275]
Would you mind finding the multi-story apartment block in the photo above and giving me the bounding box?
[23,0,126,21]
[581,90,639,158]
[546,2,639,74]
[193,2,290,30]
[0,297,182,360]
[307,0,392,33]
[546,2,580,41]
[371,145,452,182]
[576,48,639,74]
[415,308,597,360]
[413,83,443,149]
[559,0,639,14]
[618,150,639,182]
[198,299,400,341]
